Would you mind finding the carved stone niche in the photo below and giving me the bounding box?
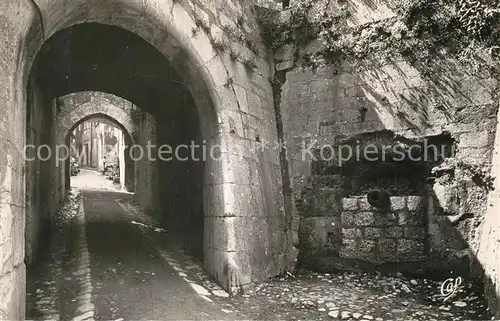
[334,131,431,263]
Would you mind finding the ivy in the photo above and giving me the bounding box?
[256,0,500,70]
[399,0,500,51]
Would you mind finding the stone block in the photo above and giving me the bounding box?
[0,263,25,320]
[292,230,299,247]
[299,217,328,250]
[352,212,374,226]
[397,239,425,260]
[390,196,406,211]
[342,197,359,211]
[312,187,341,216]
[215,152,261,186]
[364,227,383,239]
[406,196,424,211]
[274,43,295,62]
[432,181,461,215]
[340,239,358,257]
[358,240,376,254]
[203,248,253,293]
[384,227,403,238]
[398,211,425,226]
[207,216,232,251]
[404,227,427,240]
[340,212,355,226]
[326,217,340,233]
[378,239,397,261]
[358,198,373,210]
[276,60,294,71]
[372,211,398,226]
[342,228,361,239]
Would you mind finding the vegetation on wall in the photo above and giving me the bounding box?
[257,0,319,50]
[257,0,500,69]
[190,11,259,72]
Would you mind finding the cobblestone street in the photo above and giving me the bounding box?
[229,272,491,320]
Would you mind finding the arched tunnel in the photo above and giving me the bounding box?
[24,23,214,319]
[0,1,293,319]
[26,22,207,263]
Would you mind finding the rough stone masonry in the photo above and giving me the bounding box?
[1,0,500,319]
[270,0,500,317]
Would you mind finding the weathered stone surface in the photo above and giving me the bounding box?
[274,44,295,62]
[1,0,291,317]
[299,217,339,255]
[342,228,361,239]
[352,212,374,226]
[378,239,397,261]
[398,212,425,226]
[364,228,383,239]
[406,196,424,212]
[358,198,373,211]
[397,240,425,260]
[385,227,403,238]
[390,197,406,211]
[358,240,376,254]
[403,227,426,240]
[342,197,359,211]
[0,264,25,320]
[477,101,500,318]
[340,212,355,226]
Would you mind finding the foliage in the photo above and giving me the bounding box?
[398,0,500,57]
[257,0,500,68]
[257,0,318,50]
[210,38,227,52]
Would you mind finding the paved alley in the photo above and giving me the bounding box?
[26,170,241,320]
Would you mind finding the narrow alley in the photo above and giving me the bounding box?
[27,170,240,320]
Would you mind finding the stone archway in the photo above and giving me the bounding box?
[57,92,137,146]
[0,1,295,318]
[56,91,139,196]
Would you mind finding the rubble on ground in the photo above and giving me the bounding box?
[231,271,490,320]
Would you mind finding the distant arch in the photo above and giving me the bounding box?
[57,91,138,145]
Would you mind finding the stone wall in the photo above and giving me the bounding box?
[477,101,500,318]
[133,111,159,219]
[56,92,141,198]
[281,59,498,272]
[340,196,426,263]
[0,1,296,317]
[268,0,500,314]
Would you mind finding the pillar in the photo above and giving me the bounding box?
[119,130,126,191]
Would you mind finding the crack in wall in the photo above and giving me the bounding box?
[29,0,45,41]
